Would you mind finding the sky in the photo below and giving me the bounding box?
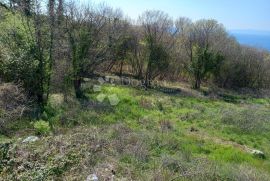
[81,0,270,31]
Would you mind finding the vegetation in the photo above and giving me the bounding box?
[1,83,270,180]
[0,0,270,180]
[33,120,51,136]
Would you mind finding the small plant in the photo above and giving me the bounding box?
[34,120,51,136]
[156,100,164,112]
[159,120,173,132]
[139,97,153,109]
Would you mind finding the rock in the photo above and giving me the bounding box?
[98,77,105,85]
[93,85,102,92]
[121,77,131,85]
[108,94,120,106]
[86,174,98,181]
[251,149,265,159]
[22,136,39,143]
[97,94,106,103]
[105,76,110,82]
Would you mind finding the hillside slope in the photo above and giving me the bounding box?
[1,81,270,180]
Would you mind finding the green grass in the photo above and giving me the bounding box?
[0,135,10,144]
[84,84,270,172]
[1,83,270,180]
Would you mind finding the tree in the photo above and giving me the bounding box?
[105,12,133,76]
[139,10,175,87]
[113,35,134,76]
[188,45,224,89]
[0,0,53,111]
[128,26,145,79]
[65,2,111,98]
[47,0,56,99]
[176,19,226,89]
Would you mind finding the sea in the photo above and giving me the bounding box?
[230,30,270,51]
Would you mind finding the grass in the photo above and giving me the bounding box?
[0,135,10,144]
[1,82,270,180]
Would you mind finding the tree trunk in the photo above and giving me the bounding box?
[194,77,201,89]
[119,61,123,77]
[46,0,55,101]
[37,89,44,112]
[74,77,82,98]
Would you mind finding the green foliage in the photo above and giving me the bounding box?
[34,120,51,136]
[145,43,170,86]
[0,143,10,172]
[0,9,50,109]
[189,45,224,89]
[0,11,37,85]
[149,44,170,75]
[1,3,270,180]
[114,36,134,60]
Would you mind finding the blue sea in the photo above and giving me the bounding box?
[230,30,270,51]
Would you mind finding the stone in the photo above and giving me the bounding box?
[97,94,106,103]
[22,136,39,143]
[108,94,120,106]
[86,174,98,181]
[93,85,102,92]
[105,76,110,82]
[251,149,265,159]
[98,77,105,85]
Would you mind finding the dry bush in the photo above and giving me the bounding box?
[0,127,111,180]
[159,120,173,132]
[0,83,29,133]
[179,112,200,122]
[161,156,218,181]
[110,124,149,162]
[139,97,153,109]
[231,164,270,181]
[221,106,270,134]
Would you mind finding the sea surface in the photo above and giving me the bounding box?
[230,30,270,51]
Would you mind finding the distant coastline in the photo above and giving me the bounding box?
[230,30,270,51]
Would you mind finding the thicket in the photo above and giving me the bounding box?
[0,0,270,112]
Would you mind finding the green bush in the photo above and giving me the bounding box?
[34,120,51,136]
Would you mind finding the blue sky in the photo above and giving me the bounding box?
[81,0,270,31]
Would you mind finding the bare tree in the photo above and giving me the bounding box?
[176,19,226,89]
[138,10,175,87]
[65,2,111,97]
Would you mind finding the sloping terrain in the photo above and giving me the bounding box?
[1,81,270,180]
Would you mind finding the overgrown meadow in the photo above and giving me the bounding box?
[1,79,270,180]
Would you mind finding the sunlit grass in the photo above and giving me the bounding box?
[3,83,270,179]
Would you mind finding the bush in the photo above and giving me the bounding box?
[0,83,29,134]
[34,120,51,136]
[221,106,270,134]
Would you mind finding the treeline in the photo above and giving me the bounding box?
[0,0,270,109]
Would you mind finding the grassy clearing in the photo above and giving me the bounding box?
[1,82,270,180]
